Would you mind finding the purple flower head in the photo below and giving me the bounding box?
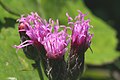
[42,20,70,59]
[66,10,93,51]
[14,12,51,50]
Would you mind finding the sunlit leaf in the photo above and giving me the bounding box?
[0,27,41,80]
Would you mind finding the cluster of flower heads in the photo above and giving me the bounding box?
[14,11,93,59]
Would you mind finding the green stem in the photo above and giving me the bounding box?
[35,61,44,80]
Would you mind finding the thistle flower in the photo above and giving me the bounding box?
[66,10,93,52]
[42,20,70,59]
[14,12,70,60]
[14,12,51,50]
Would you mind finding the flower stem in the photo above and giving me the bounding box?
[35,61,44,80]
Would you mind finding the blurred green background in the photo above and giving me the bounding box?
[0,0,120,80]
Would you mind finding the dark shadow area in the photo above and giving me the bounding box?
[0,18,16,31]
[84,0,120,51]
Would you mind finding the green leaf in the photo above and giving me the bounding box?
[0,27,46,80]
[85,16,119,65]
[40,0,66,19]
[0,5,18,23]
[0,0,45,18]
